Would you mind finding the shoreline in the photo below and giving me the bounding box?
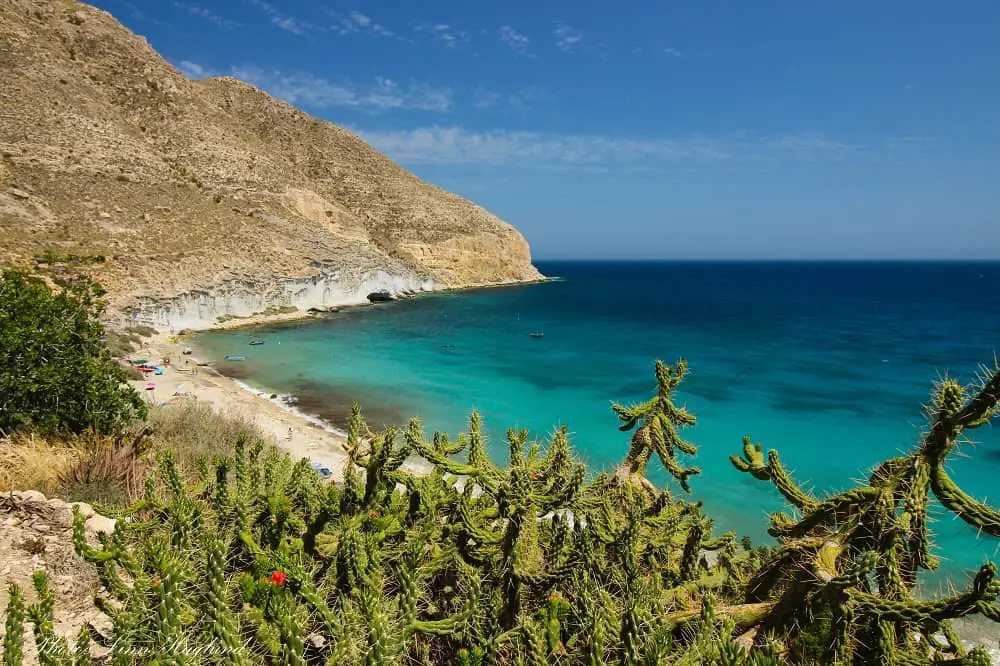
[126,330,354,481]
[119,278,552,479]
[119,275,555,334]
[204,276,556,332]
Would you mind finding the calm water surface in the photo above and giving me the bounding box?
[194,261,1000,586]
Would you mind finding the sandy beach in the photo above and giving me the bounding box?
[125,322,353,481]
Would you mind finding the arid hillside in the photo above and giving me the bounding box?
[0,0,541,328]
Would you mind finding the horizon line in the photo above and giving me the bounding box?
[531,257,1000,263]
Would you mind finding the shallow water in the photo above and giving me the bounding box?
[194,261,1000,586]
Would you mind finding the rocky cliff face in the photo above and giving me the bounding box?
[0,0,542,329]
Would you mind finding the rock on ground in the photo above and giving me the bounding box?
[0,491,113,662]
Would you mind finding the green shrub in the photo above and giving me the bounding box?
[104,331,137,358]
[124,325,157,337]
[0,269,146,435]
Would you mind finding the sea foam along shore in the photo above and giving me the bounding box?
[126,327,357,480]
[121,298,459,481]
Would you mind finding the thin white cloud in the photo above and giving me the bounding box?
[250,0,325,36]
[499,25,530,55]
[349,11,371,27]
[554,22,583,52]
[328,9,396,37]
[353,126,867,168]
[231,66,453,111]
[174,2,240,29]
[177,60,216,78]
[415,22,469,49]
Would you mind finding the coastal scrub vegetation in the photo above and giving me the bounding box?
[2,353,999,664]
[0,269,146,435]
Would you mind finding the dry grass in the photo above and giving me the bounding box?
[0,432,79,495]
[147,401,267,476]
[57,428,152,506]
[1,402,269,504]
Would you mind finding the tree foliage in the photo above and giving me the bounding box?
[0,269,146,435]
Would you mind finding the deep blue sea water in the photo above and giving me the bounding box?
[194,261,1000,587]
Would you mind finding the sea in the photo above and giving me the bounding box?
[193,261,1000,590]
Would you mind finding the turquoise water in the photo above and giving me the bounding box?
[194,261,1000,586]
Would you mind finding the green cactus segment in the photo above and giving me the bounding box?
[614,360,701,491]
[27,572,70,666]
[2,584,25,666]
[204,537,249,665]
[730,436,818,511]
[921,373,1000,537]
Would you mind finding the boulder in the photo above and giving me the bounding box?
[84,514,116,534]
[15,489,47,503]
[69,501,95,518]
[366,290,395,303]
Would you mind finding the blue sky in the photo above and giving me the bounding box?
[95,0,1000,259]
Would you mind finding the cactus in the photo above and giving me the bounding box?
[613,360,701,492]
[204,536,249,665]
[26,572,70,666]
[2,584,25,666]
[408,416,586,632]
[730,363,1000,663]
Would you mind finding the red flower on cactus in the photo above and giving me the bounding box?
[270,570,287,586]
[151,576,161,586]
[369,510,380,519]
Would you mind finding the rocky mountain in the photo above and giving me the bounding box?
[0,0,542,330]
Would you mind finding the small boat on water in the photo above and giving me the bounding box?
[248,340,265,346]
[224,354,246,362]
[529,332,544,338]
